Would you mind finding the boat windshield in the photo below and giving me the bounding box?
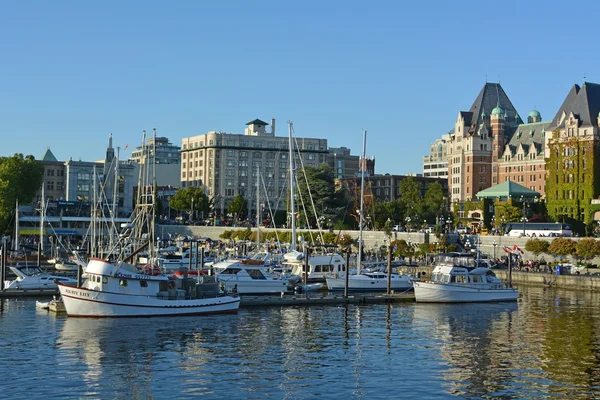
[16,266,44,276]
[434,252,476,268]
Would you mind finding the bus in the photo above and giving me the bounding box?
[504,222,573,238]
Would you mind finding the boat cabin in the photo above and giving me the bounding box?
[430,265,505,289]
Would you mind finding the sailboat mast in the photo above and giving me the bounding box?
[40,184,45,253]
[15,199,19,254]
[112,147,120,223]
[256,166,260,250]
[357,130,366,275]
[288,121,296,251]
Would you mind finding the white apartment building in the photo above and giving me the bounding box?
[181,119,328,217]
[422,134,450,179]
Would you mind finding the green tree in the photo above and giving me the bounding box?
[228,194,248,223]
[422,181,445,222]
[336,234,354,248]
[496,201,524,223]
[525,238,550,259]
[548,237,577,260]
[0,154,44,234]
[296,163,346,227]
[398,177,423,223]
[169,187,210,221]
[576,238,600,265]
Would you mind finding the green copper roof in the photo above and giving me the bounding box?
[41,148,58,162]
[491,106,504,116]
[476,180,541,200]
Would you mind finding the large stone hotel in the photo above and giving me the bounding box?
[180,119,329,216]
[423,81,600,226]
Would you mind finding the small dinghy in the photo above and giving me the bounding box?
[294,283,324,293]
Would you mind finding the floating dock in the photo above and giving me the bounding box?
[0,288,59,298]
[239,293,415,307]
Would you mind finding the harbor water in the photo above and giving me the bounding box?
[1,286,600,399]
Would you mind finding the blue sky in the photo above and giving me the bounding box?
[1,0,599,174]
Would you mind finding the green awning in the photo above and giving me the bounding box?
[476,180,540,200]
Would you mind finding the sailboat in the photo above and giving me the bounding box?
[281,121,346,284]
[325,131,413,292]
[57,131,240,317]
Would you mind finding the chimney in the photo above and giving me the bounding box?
[271,118,276,136]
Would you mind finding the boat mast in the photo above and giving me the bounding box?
[91,165,97,258]
[112,146,120,226]
[256,166,260,250]
[14,199,19,255]
[39,184,45,254]
[288,121,296,251]
[357,130,366,275]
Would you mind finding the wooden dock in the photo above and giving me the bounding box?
[239,293,415,307]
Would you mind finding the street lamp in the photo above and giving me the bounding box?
[521,197,529,236]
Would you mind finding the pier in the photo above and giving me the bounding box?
[0,288,60,298]
[239,293,415,307]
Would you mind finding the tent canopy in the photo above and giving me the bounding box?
[476,180,540,201]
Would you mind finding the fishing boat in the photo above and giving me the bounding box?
[56,130,240,317]
[413,252,519,303]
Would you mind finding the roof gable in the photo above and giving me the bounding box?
[467,83,522,128]
[246,119,269,126]
[41,148,58,162]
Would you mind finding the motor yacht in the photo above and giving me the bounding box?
[413,252,518,303]
[3,265,77,290]
[211,256,292,295]
[326,271,414,292]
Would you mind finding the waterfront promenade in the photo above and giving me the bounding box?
[155,224,600,265]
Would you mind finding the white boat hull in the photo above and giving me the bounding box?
[58,284,240,317]
[54,262,79,272]
[218,277,290,295]
[413,281,519,303]
[326,275,413,292]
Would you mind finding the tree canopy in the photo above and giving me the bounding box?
[547,237,577,258]
[576,238,600,262]
[295,163,347,228]
[525,238,549,258]
[169,187,210,220]
[228,194,247,221]
[0,154,44,234]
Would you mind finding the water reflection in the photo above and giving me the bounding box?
[413,302,518,397]
[2,287,600,399]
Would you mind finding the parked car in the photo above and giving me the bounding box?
[392,225,404,232]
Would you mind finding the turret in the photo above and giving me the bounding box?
[528,109,542,123]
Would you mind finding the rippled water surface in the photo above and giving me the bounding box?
[2,286,600,399]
